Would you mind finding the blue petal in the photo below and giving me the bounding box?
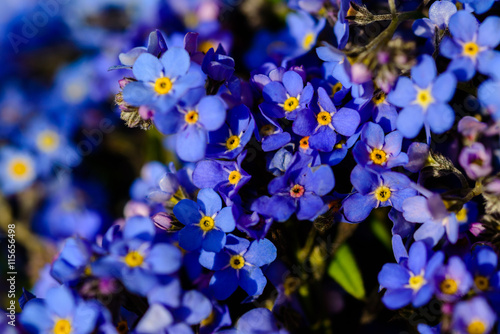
[402,196,432,223]
[392,234,408,264]
[192,160,226,189]
[445,214,459,244]
[178,225,204,251]
[307,165,335,196]
[202,229,226,252]
[387,77,416,107]
[122,81,154,106]
[173,71,204,97]
[263,82,287,104]
[426,103,455,134]
[292,108,317,136]
[224,234,251,255]
[199,250,230,271]
[147,244,182,274]
[378,263,411,289]
[160,47,191,78]
[20,299,52,333]
[136,304,173,333]
[123,216,156,242]
[447,57,476,81]
[283,71,304,97]
[72,303,99,333]
[209,268,238,300]
[429,1,457,29]
[440,37,463,59]
[215,207,236,232]
[382,288,413,310]
[317,86,336,113]
[264,195,296,222]
[432,72,456,103]
[176,126,207,162]
[350,165,378,194]
[133,53,163,82]
[153,110,183,135]
[310,130,336,152]
[45,285,75,319]
[478,16,500,48]
[412,284,433,308]
[408,241,428,274]
[448,10,478,43]
[390,187,417,212]
[382,131,403,156]
[244,239,277,267]
[198,96,227,131]
[147,279,182,308]
[332,107,360,136]
[181,290,212,325]
[411,55,436,89]
[361,122,384,149]
[198,188,222,217]
[173,199,202,225]
[239,268,267,297]
[297,193,324,220]
[343,193,376,222]
[396,105,425,138]
[414,222,445,247]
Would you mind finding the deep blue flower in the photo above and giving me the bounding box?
[122,47,203,113]
[343,166,417,222]
[153,87,227,162]
[206,104,255,160]
[433,256,473,302]
[286,10,326,59]
[260,70,314,120]
[20,285,100,334]
[202,44,235,82]
[199,234,277,300]
[0,147,36,195]
[388,55,457,139]
[193,152,251,201]
[352,122,408,172]
[465,245,500,296]
[378,236,444,309]
[292,87,360,152]
[452,297,496,334]
[173,188,235,252]
[92,216,182,296]
[252,153,334,222]
[440,10,500,81]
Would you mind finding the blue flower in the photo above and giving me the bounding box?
[0,147,37,195]
[254,109,291,152]
[465,245,500,295]
[199,234,277,300]
[412,1,457,39]
[173,188,235,252]
[286,10,326,59]
[342,166,417,222]
[130,161,168,201]
[352,122,408,172]
[387,55,457,139]
[51,237,92,283]
[154,87,227,162]
[452,297,496,334]
[20,285,100,334]
[202,44,235,82]
[92,217,182,296]
[260,70,314,120]
[122,47,203,113]
[252,153,334,222]
[217,308,287,334]
[433,256,473,302]
[440,10,500,81]
[402,193,461,245]
[458,0,497,14]
[292,87,360,152]
[378,236,444,309]
[193,152,251,201]
[206,104,256,160]
[116,30,168,68]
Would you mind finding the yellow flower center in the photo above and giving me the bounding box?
[300,136,310,150]
[37,130,60,153]
[53,319,72,334]
[184,110,199,125]
[260,124,275,137]
[317,111,332,126]
[290,184,305,198]
[199,216,215,232]
[335,140,345,149]
[370,148,387,165]
[230,254,245,269]
[199,40,217,54]
[225,135,240,150]
[331,82,343,96]
[374,185,391,202]
[467,320,486,334]
[116,320,128,334]
[302,32,315,50]
[200,310,216,327]
[463,42,480,58]
[408,275,426,291]
[372,92,386,105]
[228,170,242,185]
[154,77,172,95]
[124,251,144,267]
[415,88,434,110]
[283,97,299,112]
[474,275,489,291]
[440,278,458,294]
[8,158,32,180]
[456,207,467,222]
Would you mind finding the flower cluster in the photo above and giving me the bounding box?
[5,0,500,333]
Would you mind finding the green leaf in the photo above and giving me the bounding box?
[371,219,392,251]
[328,243,365,300]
